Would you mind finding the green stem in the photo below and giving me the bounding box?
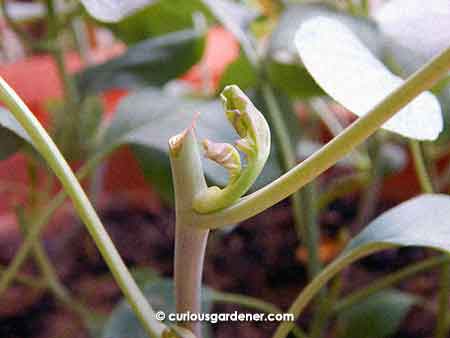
[32,237,93,320]
[354,137,383,227]
[0,264,47,289]
[309,272,343,337]
[191,46,450,229]
[410,140,434,193]
[272,243,392,338]
[211,291,309,338]
[335,255,449,312]
[0,153,101,297]
[0,192,65,296]
[0,78,165,338]
[409,136,449,338]
[436,262,450,338]
[260,84,321,279]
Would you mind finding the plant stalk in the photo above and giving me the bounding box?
[335,255,449,312]
[410,139,450,338]
[272,243,393,338]
[0,77,165,338]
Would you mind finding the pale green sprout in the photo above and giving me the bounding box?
[193,85,271,213]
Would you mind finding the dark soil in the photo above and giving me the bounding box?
[0,195,442,338]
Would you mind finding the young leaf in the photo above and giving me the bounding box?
[80,0,154,22]
[193,85,271,213]
[337,290,417,338]
[295,17,443,140]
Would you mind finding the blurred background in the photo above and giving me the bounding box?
[0,1,449,338]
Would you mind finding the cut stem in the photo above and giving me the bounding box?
[170,128,209,338]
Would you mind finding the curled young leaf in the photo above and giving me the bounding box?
[295,17,443,141]
[193,85,271,213]
[80,0,154,22]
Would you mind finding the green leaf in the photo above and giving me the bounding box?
[277,194,450,337]
[129,266,161,288]
[0,107,31,160]
[218,52,258,92]
[337,290,417,338]
[104,0,212,44]
[346,194,450,252]
[131,145,174,204]
[76,29,205,94]
[267,3,381,99]
[265,60,323,99]
[102,278,214,338]
[99,87,281,198]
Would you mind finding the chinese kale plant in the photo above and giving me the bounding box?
[1,1,450,338]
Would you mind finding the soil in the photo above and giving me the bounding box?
[0,194,441,338]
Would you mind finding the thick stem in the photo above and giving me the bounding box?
[170,129,209,338]
[0,78,165,338]
[191,46,450,229]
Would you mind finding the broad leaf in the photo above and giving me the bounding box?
[375,0,450,74]
[266,4,381,98]
[270,4,382,59]
[337,290,417,338]
[279,194,450,336]
[77,29,204,94]
[0,107,31,160]
[347,194,450,252]
[295,17,443,140]
[102,278,214,338]
[104,0,211,44]
[80,0,154,22]
[99,88,281,194]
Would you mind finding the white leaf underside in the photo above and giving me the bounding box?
[80,0,154,22]
[374,0,450,61]
[295,17,443,141]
